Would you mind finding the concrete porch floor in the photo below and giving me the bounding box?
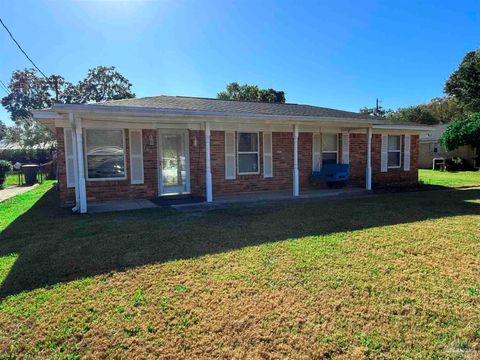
[172,187,366,211]
[88,199,157,214]
[87,187,366,213]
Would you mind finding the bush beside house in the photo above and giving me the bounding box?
[0,160,12,189]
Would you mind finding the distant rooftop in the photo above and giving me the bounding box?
[95,95,373,120]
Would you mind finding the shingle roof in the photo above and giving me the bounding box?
[95,95,373,120]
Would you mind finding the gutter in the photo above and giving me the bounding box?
[372,124,434,131]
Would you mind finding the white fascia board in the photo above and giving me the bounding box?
[31,110,64,119]
[372,124,434,132]
[51,103,382,125]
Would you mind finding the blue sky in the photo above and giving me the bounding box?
[1,0,479,125]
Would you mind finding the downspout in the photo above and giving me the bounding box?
[71,113,88,213]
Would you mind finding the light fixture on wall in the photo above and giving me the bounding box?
[148,134,154,146]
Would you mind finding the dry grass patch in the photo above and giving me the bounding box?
[0,187,479,358]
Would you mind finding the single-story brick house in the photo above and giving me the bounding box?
[33,96,431,213]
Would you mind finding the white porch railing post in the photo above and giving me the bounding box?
[293,124,299,196]
[73,114,88,213]
[366,127,372,191]
[205,122,213,202]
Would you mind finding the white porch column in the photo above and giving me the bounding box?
[366,127,372,191]
[69,114,80,209]
[73,114,88,213]
[205,122,213,202]
[293,124,299,196]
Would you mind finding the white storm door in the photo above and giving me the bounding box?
[158,130,190,195]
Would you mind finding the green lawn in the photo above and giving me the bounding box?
[4,172,22,188]
[0,172,19,189]
[0,184,479,358]
[420,169,480,188]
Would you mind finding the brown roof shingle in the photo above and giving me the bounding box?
[96,95,373,120]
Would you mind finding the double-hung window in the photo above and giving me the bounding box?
[85,129,126,180]
[237,132,259,175]
[321,133,338,165]
[388,135,401,168]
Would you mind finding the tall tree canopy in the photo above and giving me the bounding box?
[388,97,464,125]
[1,66,135,149]
[1,69,56,122]
[61,66,135,104]
[444,49,480,112]
[440,112,480,151]
[0,120,6,141]
[389,104,438,125]
[217,82,286,103]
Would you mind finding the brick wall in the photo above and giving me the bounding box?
[56,127,76,206]
[371,134,419,186]
[57,127,158,206]
[56,127,419,206]
[189,130,206,195]
[194,131,313,195]
[349,133,368,185]
[348,133,419,187]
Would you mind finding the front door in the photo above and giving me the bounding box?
[158,130,190,195]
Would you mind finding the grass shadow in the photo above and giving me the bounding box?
[0,187,479,298]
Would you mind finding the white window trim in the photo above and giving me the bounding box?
[129,129,144,185]
[263,132,273,178]
[224,131,236,180]
[312,133,322,171]
[84,128,128,181]
[237,131,260,175]
[321,133,339,164]
[387,135,402,169]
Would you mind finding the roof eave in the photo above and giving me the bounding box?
[47,103,382,125]
[372,124,434,131]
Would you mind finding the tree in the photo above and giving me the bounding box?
[5,118,54,149]
[440,112,480,151]
[1,69,57,122]
[0,120,6,141]
[389,97,465,125]
[1,69,58,148]
[1,66,135,149]
[62,66,135,104]
[444,49,480,111]
[359,100,393,117]
[426,97,464,124]
[389,104,438,125]
[217,82,286,103]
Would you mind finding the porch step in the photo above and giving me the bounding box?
[151,195,206,206]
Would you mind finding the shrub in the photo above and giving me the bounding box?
[0,160,13,188]
[445,157,474,171]
[0,148,52,164]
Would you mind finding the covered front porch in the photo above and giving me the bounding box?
[202,123,374,203]
[87,186,366,213]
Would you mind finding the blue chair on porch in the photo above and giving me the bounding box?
[311,164,350,184]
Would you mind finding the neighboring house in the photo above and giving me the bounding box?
[419,124,478,169]
[33,96,431,213]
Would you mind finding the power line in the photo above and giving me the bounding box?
[0,17,47,78]
[0,80,9,94]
